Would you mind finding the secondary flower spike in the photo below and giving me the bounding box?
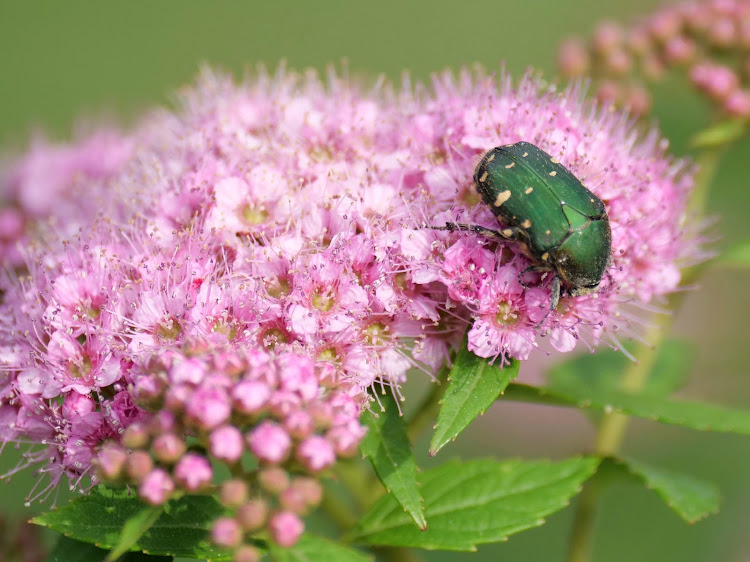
[558,0,750,117]
[0,66,702,551]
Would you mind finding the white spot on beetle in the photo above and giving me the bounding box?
[505,162,515,169]
[541,252,549,261]
[545,230,551,235]
[525,187,533,194]
[494,190,512,206]
[551,158,560,164]
[479,171,488,182]
[549,171,557,177]
[521,219,532,228]
[502,228,514,237]
[487,153,495,162]
[522,152,529,157]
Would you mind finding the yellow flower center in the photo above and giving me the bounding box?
[495,301,519,327]
[241,204,268,225]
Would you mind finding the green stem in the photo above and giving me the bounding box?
[565,137,730,562]
[688,144,726,219]
[565,476,601,562]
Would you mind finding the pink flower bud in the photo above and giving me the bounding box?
[592,21,623,53]
[664,36,696,64]
[247,421,291,463]
[122,422,150,449]
[258,466,290,494]
[185,387,231,429]
[171,357,207,384]
[237,500,268,531]
[296,435,335,472]
[279,486,308,514]
[209,425,245,463]
[706,65,739,99]
[596,80,621,105]
[708,17,736,46]
[725,89,750,116]
[648,10,682,41]
[134,374,166,407]
[220,479,249,508]
[558,37,590,77]
[152,433,186,464]
[291,477,323,508]
[277,354,318,401]
[624,86,652,115]
[626,26,652,54]
[174,453,213,491]
[269,511,304,548]
[95,443,127,480]
[605,49,632,75]
[139,469,174,505]
[328,420,367,457]
[283,410,314,439]
[232,380,271,414]
[233,545,262,562]
[164,383,191,411]
[126,450,154,481]
[211,517,242,548]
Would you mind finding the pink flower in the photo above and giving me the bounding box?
[0,65,698,499]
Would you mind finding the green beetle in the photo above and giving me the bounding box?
[440,141,612,315]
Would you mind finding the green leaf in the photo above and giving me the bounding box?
[430,345,519,454]
[104,505,163,562]
[542,374,750,434]
[270,534,372,562]
[46,535,172,562]
[548,339,693,397]
[716,238,750,269]
[618,457,720,523]
[690,119,746,148]
[360,395,426,530]
[34,487,232,560]
[350,457,599,550]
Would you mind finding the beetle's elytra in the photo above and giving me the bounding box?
[440,141,612,315]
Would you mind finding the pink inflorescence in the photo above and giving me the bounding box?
[558,0,750,117]
[0,65,701,548]
[96,348,361,553]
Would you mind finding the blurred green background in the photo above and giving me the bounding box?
[1,1,749,561]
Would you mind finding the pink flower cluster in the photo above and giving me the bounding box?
[95,348,363,551]
[559,0,750,116]
[0,131,132,265]
[0,66,699,516]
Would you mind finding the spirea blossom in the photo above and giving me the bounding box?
[0,65,700,546]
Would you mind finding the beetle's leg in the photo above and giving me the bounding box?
[433,222,525,242]
[535,274,562,325]
[548,274,561,314]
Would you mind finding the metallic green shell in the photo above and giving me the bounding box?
[473,141,611,290]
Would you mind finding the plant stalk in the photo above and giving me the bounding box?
[565,137,729,562]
